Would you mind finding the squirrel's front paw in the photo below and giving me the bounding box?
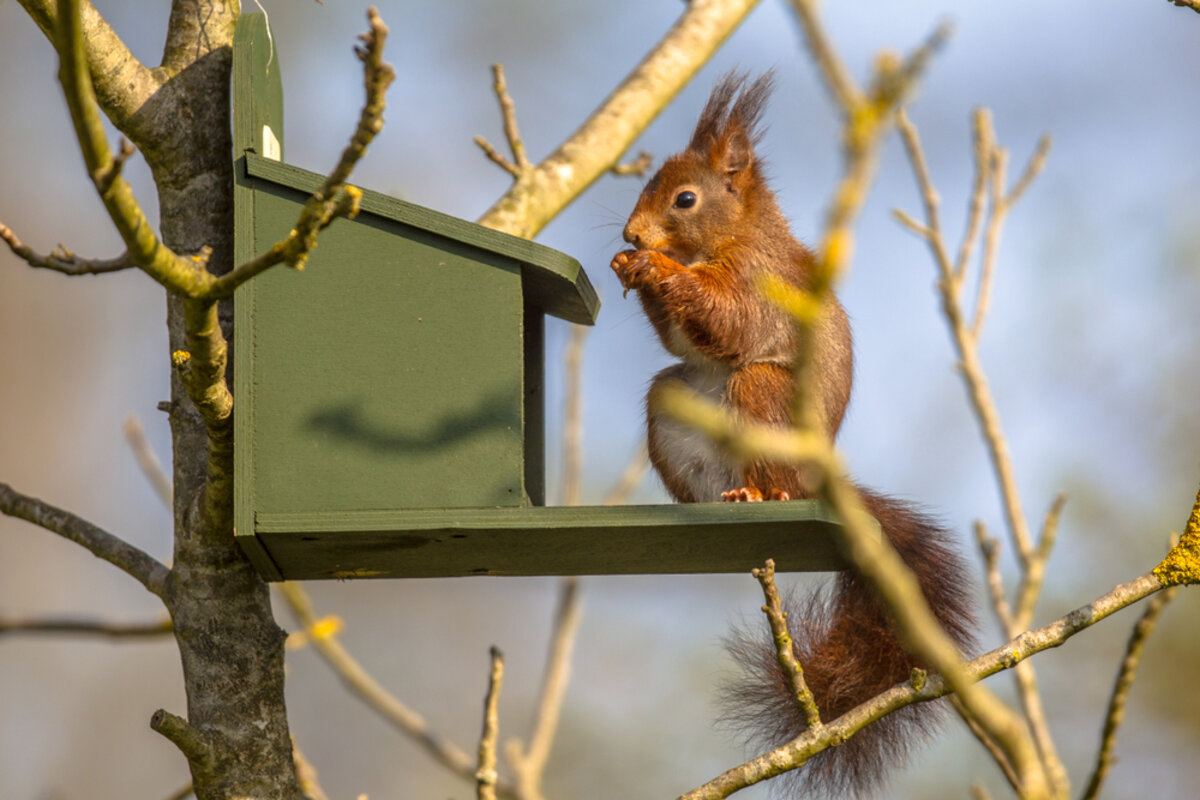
[610,249,656,297]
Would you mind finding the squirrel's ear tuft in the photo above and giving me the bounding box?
[688,70,774,179]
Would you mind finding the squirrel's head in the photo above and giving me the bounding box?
[623,71,775,265]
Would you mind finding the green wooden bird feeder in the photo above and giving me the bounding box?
[232,14,861,581]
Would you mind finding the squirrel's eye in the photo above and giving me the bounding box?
[673,190,697,209]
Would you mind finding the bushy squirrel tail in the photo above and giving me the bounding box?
[722,487,977,798]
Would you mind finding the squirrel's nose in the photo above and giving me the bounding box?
[622,219,642,249]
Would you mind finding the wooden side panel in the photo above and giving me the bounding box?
[233,14,284,160]
[246,178,527,515]
[253,501,864,579]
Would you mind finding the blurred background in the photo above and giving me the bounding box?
[2,1,1198,798]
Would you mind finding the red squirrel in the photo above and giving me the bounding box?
[610,73,976,797]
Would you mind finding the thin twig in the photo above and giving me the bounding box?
[953,108,994,283]
[0,220,133,275]
[276,582,517,798]
[475,135,520,177]
[974,521,1016,634]
[0,482,169,598]
[611,150,653,177]
[151,709,214,768]
[601,439,650,506]
[754,559,822,729]
[895,110,1039,569]
[124,415,173,509]
[1080,579,1179,800]
[676,569,1167,799]
[205,7,394,298]
[293,737,332,800]
[785,0,863,111]
[487,63,529,171]
[950,695,1021,794]
[477,647,505,800]
[1013,492,1066,631]
[53,0,209,296]
[477,0,762,238]
[507,578,583,800]
[0,613,172,638]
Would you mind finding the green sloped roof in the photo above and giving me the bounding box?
[244,153,599,325]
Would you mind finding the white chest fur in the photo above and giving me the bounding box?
[649,357,739,502]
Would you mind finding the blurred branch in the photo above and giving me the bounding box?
[951,695,1021,794]
[477,0,762,238]
[602,439,650,506]
[124,415,173,509]
[162,783,194,800]
[276,582,518,799]
[0,482,169,599]
[0,612,172,638]
[560,324,588,507]
[0,221,133,275]
[678,568,1169,799]
[895,107,1067,796]
[293,737,332,800]
[477,647,505,800]
[1080,575,1180,800]
[894,109,1050,570]
[611,150,654,177]
[1168,0,1200,14]
[507,577,583,800]
[475,63,529,178]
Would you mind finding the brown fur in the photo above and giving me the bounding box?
[611,72,976,798]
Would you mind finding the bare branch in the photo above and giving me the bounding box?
[0,612,172,639]
[0,220,133,276]
[602,439,651,506]
[477,0,762,238]
[1168,0,1200,13]
[507,578,583,800]
[1080,578,1180,800]
[1013,492,1067,631]
[754,560,822,729]
[475,63,530,177]
[151,708,214,768]
[678,570,1168,799]
[975,521,1016,634]
[785,0,863,111]
[16,0,160,131]
[276,582,518,798]
[475,135,521,177]
[895,110,1038,569]
[950,695,1021,794]
[293,737,332,800]
[205,7,395,299]
[124,415,173,509]
[52,0,209,296]
[477,647,505,800]
[0,482,169,599]
[611,150,654,177]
